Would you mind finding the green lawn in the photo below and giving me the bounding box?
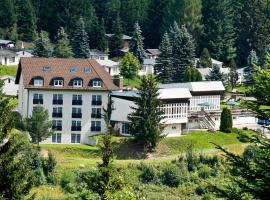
[0,65,18,76]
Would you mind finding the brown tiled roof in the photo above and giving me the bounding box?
[15,58,119,91]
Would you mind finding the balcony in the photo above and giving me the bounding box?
[33,99,43,104]
[52,126,62,131]
[72,113,82,118]
[91,126,101,132]
[71,126,81,131]
[92,100,102,106]
[52,113,62,118]
[52,99,63,105]
[91,113,102,119]
[72,100,82,105]
[160,103,189,124]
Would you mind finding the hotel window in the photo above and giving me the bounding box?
[91,121,101,132]
[71,133,81,143]
[33,94,43,104]
[34,79,43,86]
[72,107,82,118]
[52,107,62,118]
[71,120,81,131]
[53,94,63,105]
[91,108,102,118]
[52,120,62,131]
[52,133,61,143]
[73,79,83,87]
[92,80,102,87]
[72,94,82,105]
[92,95,102,105]
[54,79,63,87]
[122,123,132,135]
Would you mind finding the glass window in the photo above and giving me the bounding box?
[71,133,81,143]
[72,108,81,114]
[52,133,61,143]
[53,94,63,100]
[122,123,132,135]
[73,95,82,101]
[92,95,102,101]
[84,67,91,73]
[53,107,62,113]
[54,79,63,86]
[92,80,102,87]
[33,94,43,104]
[70,67,77,73]
[73,79,83,87]
[34,79,43,86]
[9,57,15,63]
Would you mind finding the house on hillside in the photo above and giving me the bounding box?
[89,49,109,60]
[195,58,223,68]
[106,34,132,50]
[146,49,160,59]
[139,59,156,76]
[111,81,258,136]
[0,75,18,96]
[16,50,34,59]
[16,58,120,144]
[0,49,19,66]
[0,39,15,49]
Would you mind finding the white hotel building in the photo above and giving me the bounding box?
[16,58,258,144]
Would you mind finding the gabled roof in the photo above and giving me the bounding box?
[0,49,17,57]
[0,39,14,45]
[158,81,225,92]
[105,34,132,40]
[146,49,160,55]
[15,58,119,91]
[96,59,118,67]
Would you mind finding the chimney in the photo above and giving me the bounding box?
[113,77,123,90]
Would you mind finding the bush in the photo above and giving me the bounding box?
[43,151,57,176]
[60,171,76,193]
[243,145,258,160]
[220,108,233,133]
[198,165,212,179]
[139,165,158,183]
[195,185,206,196]
[161,166,180,187]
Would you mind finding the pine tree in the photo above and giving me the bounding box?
[71,16,90,58]
[17,0,37,41]
[53,27,74,58]
[98,19,108,52]
[33,31,52,57]
[128,75,165,151]
[244,50,258,85]
[201,0,236,62]
[24,106,53,146]
[130,22,147,63]
[228,59,238,89]
[0,0,16,29]
[220,107,232,133]
[183,66,203,82]
[206,65,224,81]
[169,22,195,82]
[110,14,123,52]
[104,0,121,33]
[199,48,212,68]
[155,32,173,83]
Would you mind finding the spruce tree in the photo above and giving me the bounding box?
[110,14,123,52]
[130,22,147,63]
[33,31,52,57]
[53,27,74,58]
[199,48,212,68]
[245,50,258,85]
[98,18,108,52]
[169,22,195,82]
[128,75,165,151]
[183,66,203,82]
[71,16,90,58]
[206,65,224,81]
[17,0,37,41]
[0,0,16,29]
[228,59,238,89]
[220,107,232,133]
[155,32,173,83]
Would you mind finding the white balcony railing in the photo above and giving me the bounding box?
[160,103,188,119]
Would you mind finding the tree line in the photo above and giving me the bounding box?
[0,0,270,66]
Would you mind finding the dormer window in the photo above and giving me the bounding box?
[73,79,83,87]
[93,80,102,87]
[54,79,63,87]
[34,79,43,86]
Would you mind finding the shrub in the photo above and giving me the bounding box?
[139,165,158,183]
[60,171,76,193]
[198,165,212,179]
[195,185,206,196]
[161,166,180,187]
[43,151,57,177]
[243,145,258,160]
[186,145,198,171]
[220,108,233,133]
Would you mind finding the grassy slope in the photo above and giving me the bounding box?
[0,65,18,76]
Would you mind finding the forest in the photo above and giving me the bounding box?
[1,0,270,65]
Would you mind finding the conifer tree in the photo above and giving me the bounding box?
[155,32,173,83]
[17,0,37,41]
[130,22,147,63]
[128,75,165,151]
[72,16,90,58]
[53,27,74,58]
[206,65,224,81]
[228,59,239,89]
[33,31,52,57]
[98,19,108,52]
[169,22,195,82]
[245,50,258,85]
[0,0,16,29]
[220,107,232,133]
[183,66,203,82]
[199,48,212,68]
[110,14,123,52]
